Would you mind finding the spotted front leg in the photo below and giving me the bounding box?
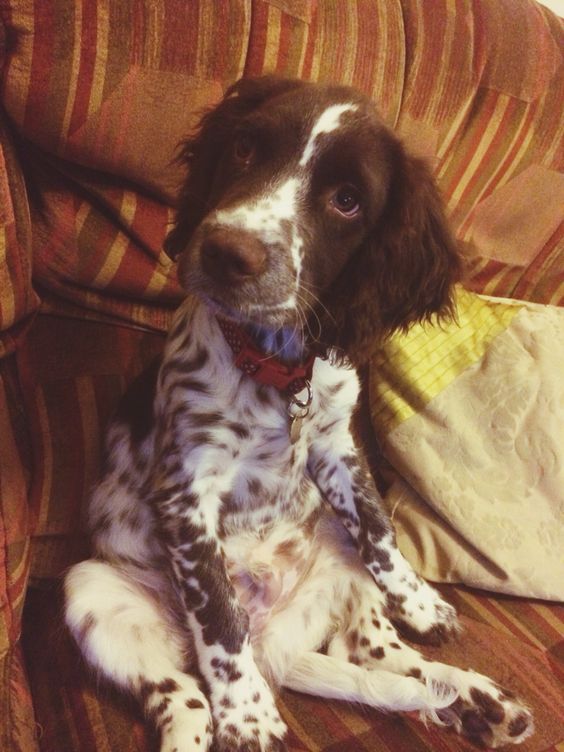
[208,641,288,752]
[140,677,213,752]
[309,440,459,644]
[151,486,287,751]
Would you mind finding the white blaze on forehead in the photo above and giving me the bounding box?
[215,177,300,234]
[214,176,304,274]
[299,103,358,167]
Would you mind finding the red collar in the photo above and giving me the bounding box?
[217,316,317,394]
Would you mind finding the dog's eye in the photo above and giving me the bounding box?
[331,185,361,218]
[233,135,255,166]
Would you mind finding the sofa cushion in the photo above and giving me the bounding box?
[16,314,164,574]
[0,110,38,358]
[22,580,564,752]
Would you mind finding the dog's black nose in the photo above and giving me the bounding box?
[201,228,267,284]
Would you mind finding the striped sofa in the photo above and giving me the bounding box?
[1,1,563,750]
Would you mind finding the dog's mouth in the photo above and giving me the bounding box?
[179,258,301,331]
[202,291,300,328]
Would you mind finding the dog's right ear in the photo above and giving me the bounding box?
[164,76,306,260]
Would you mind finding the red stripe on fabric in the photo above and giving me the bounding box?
[523,602,564,647]
[404,0,449,121]
[403,712,468,752]
[311,700,368,746]
[161,3,199,73]
[108,244,154,296]
[111,67,138,169]
[130,0,146,65]
[56,637,103,750]
[6,542,30,643]
[35,192,79,280]
[457,97,520,210]
[441,91,499,199]
[300,5,318,81]
[324,3,349,83]
[128,195,171,259]
[541,268,564,306]
[244,1,269,77]
[476,595,542,648]
[458,101,537,238]
[514,221,564,301]
[274,11,294,72]
[45,378,86,531]
[24,0,55,138]
[15,343,47,535]
[68,1,98,137]
[0,225,18,332]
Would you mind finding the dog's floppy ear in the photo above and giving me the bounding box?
[164,76,306,260]
[326,131,462,363]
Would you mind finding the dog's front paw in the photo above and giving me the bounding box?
[161,710,213,752]
[211,681,287,752]
[213,729,287,752]
[386,579,461,646]
[437,672,534,748]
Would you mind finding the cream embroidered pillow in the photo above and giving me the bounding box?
[370,287,564,600]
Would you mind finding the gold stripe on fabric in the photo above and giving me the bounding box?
[339,3,359,86]
[457,105,538,241]
[92,192,136,288]
[493,603,547,651]
[58,1,82,149]
[76,376,100,493]
[93,232,128,289]
[34,390,54,535]
[456,590,515,638]
[431,4,464,124]
[3,1,34,126]
[276,695,320,752]
[87,1,110,120]
[75,201,90,236]
[263,6,283,71]
[0,376,26,509]
[534,603,564,636]
[367,1,403,124]
[450,94,514,206]
[145,262,173,300]
[370,287,522,435]
[436,91,475,164]
[82,692,112,752]
[0,234,16,331]
[8,538,30,600]
[287,10,309,78]
[196,2,215,77]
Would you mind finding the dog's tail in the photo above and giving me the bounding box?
[283,652,456,718]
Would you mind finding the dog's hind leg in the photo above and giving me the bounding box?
[325,580,534,748]
[64,559,213,752]
[283,651,454,715]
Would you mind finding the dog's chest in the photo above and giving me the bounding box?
[162,336,359,526]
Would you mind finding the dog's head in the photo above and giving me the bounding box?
[165,76,461,361]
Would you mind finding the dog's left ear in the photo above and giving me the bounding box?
[326,131,462,363]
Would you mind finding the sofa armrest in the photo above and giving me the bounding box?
[0,109,39,359]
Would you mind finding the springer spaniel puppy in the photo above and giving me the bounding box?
[65,77,533,751]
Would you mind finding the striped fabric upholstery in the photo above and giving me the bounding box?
[0,110,38,359]
[0,0,562,750]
